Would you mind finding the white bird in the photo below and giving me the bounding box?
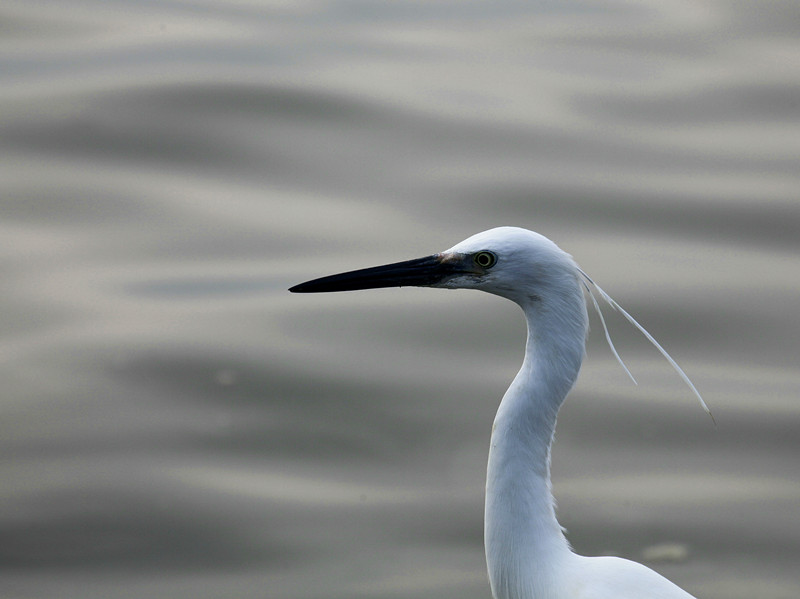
[290,227,708,599]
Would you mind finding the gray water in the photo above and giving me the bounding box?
[2,1,799,598]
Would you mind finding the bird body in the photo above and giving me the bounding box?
[290,227,701,599]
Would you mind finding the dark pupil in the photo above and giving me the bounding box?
[477,252,492,267]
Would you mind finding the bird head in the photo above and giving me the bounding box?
[290,226,713,421]
[289,227,582,309]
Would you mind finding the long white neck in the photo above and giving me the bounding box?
[485,282,588,599]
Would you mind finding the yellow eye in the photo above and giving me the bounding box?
[474,251,497,269]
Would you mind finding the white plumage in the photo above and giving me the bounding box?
[291,226,703,599]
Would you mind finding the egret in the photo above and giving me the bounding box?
[290,227,708,599]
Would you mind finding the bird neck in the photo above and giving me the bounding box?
[485,287,587,599]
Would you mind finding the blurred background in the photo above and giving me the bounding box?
[1,1,799,598]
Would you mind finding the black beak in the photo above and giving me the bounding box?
[289,254,465,293]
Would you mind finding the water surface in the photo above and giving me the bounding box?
[2,1,799,598]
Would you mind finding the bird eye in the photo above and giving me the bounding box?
[473,251,497,269]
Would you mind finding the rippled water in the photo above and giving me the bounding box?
[2,2,799,598]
